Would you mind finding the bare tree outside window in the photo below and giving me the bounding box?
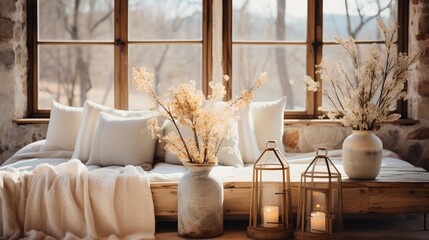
[324,0,396,40]
[37,0,203,111]
[275,0,291,106]
[322,0,397,108]
[232,0,307,110]
[38,0,114,108]
[128,0,203,110]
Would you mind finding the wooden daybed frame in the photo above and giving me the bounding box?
[150,164,429,220]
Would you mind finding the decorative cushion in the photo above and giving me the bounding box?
[41,101,83,152]
[72,100,158,162]
[251,97,287,155]
[163,119,243,167]
[86,112,156,170]
[237,105,261,164]
[72,101,112,162]
[217,119,243,167]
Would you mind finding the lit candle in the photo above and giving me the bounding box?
[310,210,326,233]
[263,205,279,227]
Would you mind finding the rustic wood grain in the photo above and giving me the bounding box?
[343,188,369,213]
[369,188,429,213]
[151,163,429,218]
[152,189,178,216]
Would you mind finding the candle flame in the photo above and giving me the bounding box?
[316,203,320,208]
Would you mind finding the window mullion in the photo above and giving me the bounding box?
[397,0,409,118]
[28,0,40,117]
[307,0,323,118]
[307,0,316,118]
[28,0,50,117]
[114,0,128,110]
[315,0,323,118]
[203,0,212,97]
[222,0,232,100]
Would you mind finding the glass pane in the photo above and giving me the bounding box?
[128,44,202,110]
[38,0,114,41]
[129,0,202,40]
[321,44,394,109]
[323,0,397,41]
[233,0,307,41]
[232,44,306,110]
[38,45,114,109]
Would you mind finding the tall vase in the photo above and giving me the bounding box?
[342,130,383,180]
[178,163,223,238]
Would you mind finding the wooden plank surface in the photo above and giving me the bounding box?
[343,188,369,213]
[369,188,429,213]
[224,188,251,215]
[152,186,427,217]
[152,188,178,216]
[151,163,429,218]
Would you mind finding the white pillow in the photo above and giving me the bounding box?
[72,100,158,162]
[237,105,261,164]
[86,112,156,170]
[72,101,112,162]
[163,119,243,167]
[251,97,287,155]
[41,101,83,152]
[217,118,243,167]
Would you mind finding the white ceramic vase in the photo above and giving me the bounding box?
[342,130,383,180]
[178,163,223,238]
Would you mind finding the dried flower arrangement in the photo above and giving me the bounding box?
[132,68,268,164]
[305,19,419,130]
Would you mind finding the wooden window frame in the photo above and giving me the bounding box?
[27,0,407,120]
[223,0,409,119]
[27,0,211,118]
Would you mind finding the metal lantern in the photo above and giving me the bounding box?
[295,147,343,240]
[247,140,293,240]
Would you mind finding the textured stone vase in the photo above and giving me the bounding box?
[178,163,223,238]
[342,130,383,180]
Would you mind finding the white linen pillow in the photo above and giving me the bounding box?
[217,118,243,167]
[41,101,83,152]
[87,112,156,170]
[72,100,158,162]
[72,101,112,162]
[163,119,243,167]
[251,97,287,155]
[237,105,261,164]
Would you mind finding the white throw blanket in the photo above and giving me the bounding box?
[0,159,155,240]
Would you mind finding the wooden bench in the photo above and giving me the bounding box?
[151,163,429,219]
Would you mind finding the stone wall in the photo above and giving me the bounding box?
[0,0,428,170]
[0,0,47,162]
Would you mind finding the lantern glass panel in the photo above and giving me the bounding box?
[248,141,293,239]
[304,189,329,233]
[257,181,283,228]
[295,148,343,239]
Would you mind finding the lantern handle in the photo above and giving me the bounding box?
[316,147,327,157]
[266,140,277,149]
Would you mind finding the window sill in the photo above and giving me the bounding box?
[13,118,420,126]
[284,119,420,126]
[13,118,49,125]
[12,118,420,125]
